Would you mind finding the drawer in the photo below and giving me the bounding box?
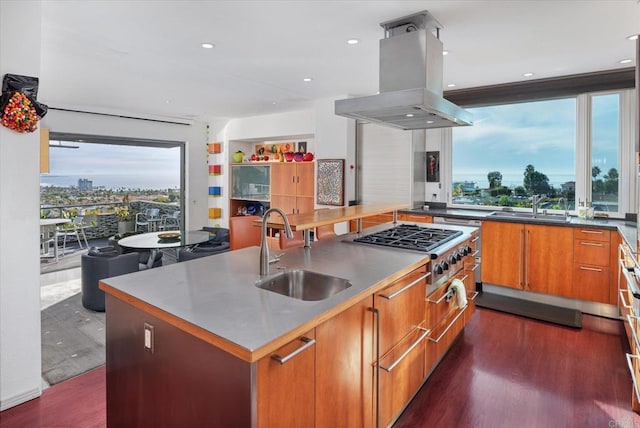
[374,266,428,355]
[377,325,428,428]
[572,263,610,303]
[574,239,610,266]
[426,280,459,330]
[573,228,610,242]
[398,214,432,223]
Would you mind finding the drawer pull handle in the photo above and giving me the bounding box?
[580,230,604,235]
[620,289,632,309]
[621,266,640,296]
[271,337,315,364]
[579,266,603,272]
[428,289,453,304]
[627,315,640,352]
[379,273,430,300]
[580,242,604,247]
[625,353,640,404]
[471,236,480,243]
[428,307,467,343]
[379,327,430,372]
[469,291,479,301]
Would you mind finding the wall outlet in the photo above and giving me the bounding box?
[144,322,154,354]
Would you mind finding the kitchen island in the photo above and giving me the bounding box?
[100,219,478,427]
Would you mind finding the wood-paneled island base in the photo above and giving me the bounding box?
[100,218,477,427]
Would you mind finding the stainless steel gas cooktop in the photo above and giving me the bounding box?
[352,224,463,253]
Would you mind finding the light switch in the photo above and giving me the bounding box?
[144,322,154,354]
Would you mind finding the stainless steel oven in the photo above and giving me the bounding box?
[433,217,481,286]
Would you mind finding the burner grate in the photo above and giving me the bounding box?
[353,224,462,253]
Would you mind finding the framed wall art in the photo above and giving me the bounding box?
[426,151,440,182]
[317,159,345,206]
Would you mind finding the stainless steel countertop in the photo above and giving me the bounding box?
[100,223,476,358]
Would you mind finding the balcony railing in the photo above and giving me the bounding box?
[40,200,180,240]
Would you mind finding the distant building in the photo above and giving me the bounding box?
[561,181,575,193]
[78,178,93,191]
[453,181,476,194]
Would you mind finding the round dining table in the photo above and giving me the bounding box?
[117,230,211,269]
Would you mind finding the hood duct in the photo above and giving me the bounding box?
[335,10,473,130]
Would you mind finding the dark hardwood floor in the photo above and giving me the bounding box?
[1,308,638,427]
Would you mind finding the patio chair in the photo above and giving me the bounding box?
[81,247,139,311]
[177,227,230,262]
[135,208,160,232]
[160,211,180,231]
[56,215,89,254]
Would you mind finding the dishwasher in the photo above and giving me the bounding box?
[433,216,482,288]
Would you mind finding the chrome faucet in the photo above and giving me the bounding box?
[532,194,548,218]
[557,197,569,217]
[260,207,294,276]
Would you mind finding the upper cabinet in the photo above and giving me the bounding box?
[270,162,315,215]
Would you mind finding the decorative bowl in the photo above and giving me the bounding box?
[284,152,295,162]
[293,152,304,162]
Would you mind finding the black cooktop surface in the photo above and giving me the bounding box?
[353,224,463,253]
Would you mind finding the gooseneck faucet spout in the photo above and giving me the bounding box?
[260,208,294,276]
[532,194,548,218]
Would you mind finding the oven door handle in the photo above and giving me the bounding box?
[379,273,430,300]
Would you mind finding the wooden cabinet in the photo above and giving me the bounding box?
[40,127,49,173]
[270,162,314,215]
[257,330,316,428]
[316,297,374,428]
[373,265,428,426]
[571,228,612,303]
[349,212,395,232]
[397,213,433,223]
[481,221,573,296]
[526,224,573,295]
[481,221,523,288]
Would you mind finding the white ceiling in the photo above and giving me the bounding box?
[39,0,640,124]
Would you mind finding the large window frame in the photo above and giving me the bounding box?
[443,88,635,218]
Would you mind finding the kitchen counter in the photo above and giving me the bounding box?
[402,207,638,245]
[100,222,475,363]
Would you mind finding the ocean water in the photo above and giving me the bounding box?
[40,174,179,190]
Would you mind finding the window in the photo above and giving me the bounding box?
[590,93,620,213]
[450,90,628,216]
[451,98,577,210]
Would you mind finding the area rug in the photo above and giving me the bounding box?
[41,292,105,385]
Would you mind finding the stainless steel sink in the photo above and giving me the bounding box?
[255,269,352,301]
[488,211,571,223]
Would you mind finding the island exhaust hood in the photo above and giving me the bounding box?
[335,11,473,130]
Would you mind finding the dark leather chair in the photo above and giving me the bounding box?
[81,247,139,311]
[108,235,163,269]
[178,227,230,262]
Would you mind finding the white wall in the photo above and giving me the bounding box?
[0,0,44,410]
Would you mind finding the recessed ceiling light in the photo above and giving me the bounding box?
[447,84,456,88]
[523,72,534,77]
[442,50,449,56]
[165,99,171,104]
[619,59,633,64]
[272,101,277,105]
[426,120,434,124]
[347,39,360,45]
[627,34,639,41]
[406,113,414,118]
[201,43,215,49]
[303,77,313,82]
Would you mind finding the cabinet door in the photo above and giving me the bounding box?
[257,330,316,428]
[526,224,573,295]
[295,162,315,198]
[270,194,297,215]
[295,196,315,215]
[270,163,295,196]
[316,297,374,428]
[481,221,523,288]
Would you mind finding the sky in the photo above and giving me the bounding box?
[41,142,181,190]
[452,93,619,189]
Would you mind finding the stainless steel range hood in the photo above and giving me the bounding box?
[335,10,472,130]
